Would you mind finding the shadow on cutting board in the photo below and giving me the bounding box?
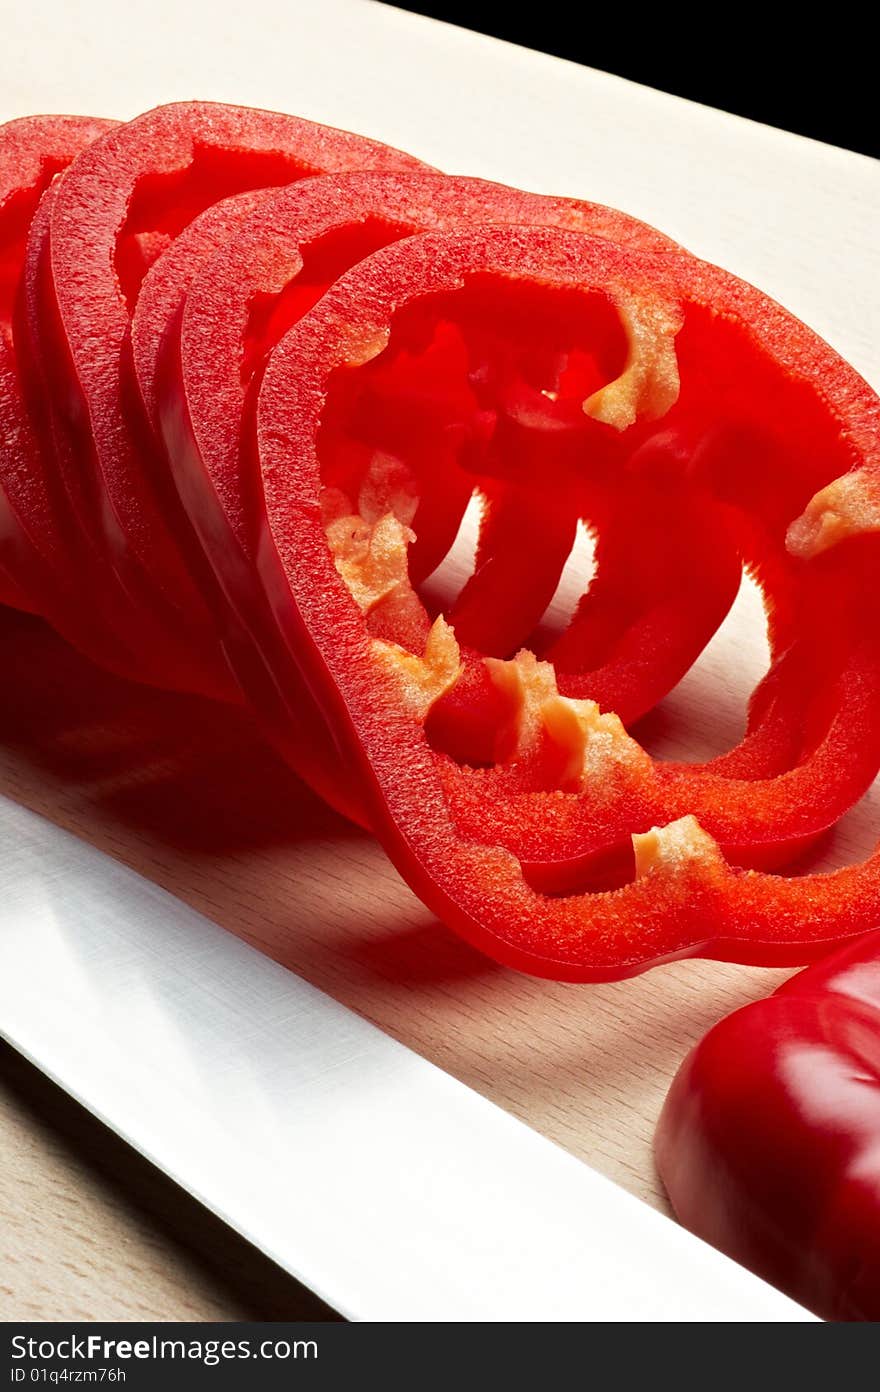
[0,605,791,1224]
[0,607,356,854]
[0,606,493,987]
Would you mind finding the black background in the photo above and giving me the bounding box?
[383,5,877,160]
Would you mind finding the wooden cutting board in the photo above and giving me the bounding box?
[1,0,878,1320]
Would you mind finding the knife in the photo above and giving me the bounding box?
[0,795,812,1321]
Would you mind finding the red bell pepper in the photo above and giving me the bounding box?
[232,211,880,877]
[139,169,738,821]
[20,175,230,685]
[20,101,426,698]
[0,115,115,616]
[656,929,880,1321]
[252,225,880,976]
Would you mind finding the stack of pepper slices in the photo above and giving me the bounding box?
[3,101,880,985]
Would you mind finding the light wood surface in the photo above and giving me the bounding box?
[0,605,790,1320]
[0,1043,337,1320]
[1,0,877,1326]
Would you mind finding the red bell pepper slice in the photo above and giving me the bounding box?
[133,184,375,820]
[656,929,880,1320]
[253,225,880,977]
[21,101,425,698]
[137,169,738,820]
[17,177,202,683]
[239,217,875,876]
[0,115,115,616]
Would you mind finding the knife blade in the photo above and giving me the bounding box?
[0,796,812,1321]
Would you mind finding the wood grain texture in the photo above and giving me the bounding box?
[0,604,804,1319]
[1,1053,242,1322]
[0,0,876,1325]
[0,1044,338,1321]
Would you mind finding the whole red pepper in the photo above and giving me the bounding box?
[656,929,880,1321]
[251,225,880,975]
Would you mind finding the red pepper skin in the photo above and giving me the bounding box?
[138,169,736,822]
[0,115,116,615]
[21,101,425,699]
[130,189,272,437]
[129,184,365,822]
[254,226,880,978]
[16,179,191,682]
[656,930,880,1321]
[242,215,880,877]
